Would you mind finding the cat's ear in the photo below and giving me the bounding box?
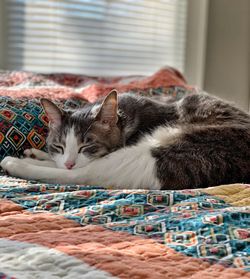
[95,90,118,126]
[40,98,63,128]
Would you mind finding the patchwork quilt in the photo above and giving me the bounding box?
[0,173,249,279]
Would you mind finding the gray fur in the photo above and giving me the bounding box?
[43,91,250,189]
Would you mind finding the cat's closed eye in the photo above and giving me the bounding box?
[78,136,95,153]
[52,144,64,154]
[78,146,84,153]
[84,145,99,154]
[84,135,94,144]
[78,144,97,154]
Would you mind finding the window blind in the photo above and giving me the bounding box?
[5,0,188,75]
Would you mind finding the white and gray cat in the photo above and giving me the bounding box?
[1,90,250,189]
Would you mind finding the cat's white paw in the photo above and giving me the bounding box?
[1,156,28,177]
[1,156,19,170]
[23,148,35,158]
[23,148,50,160]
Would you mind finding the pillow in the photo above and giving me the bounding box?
[0,67,195,160]
[0,97,86,160]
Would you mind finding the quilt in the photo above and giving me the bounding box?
[0,173,249,279]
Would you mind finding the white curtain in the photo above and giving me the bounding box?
[5,0,188,75]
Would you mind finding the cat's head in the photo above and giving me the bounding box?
[41,90,123,169]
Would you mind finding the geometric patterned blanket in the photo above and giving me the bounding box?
[0,174,249,278]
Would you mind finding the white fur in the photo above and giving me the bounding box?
[21,157,57,167]
[24,148,50,160]
[0,136,160,189]
[52,127,91,169]
[23,148,56,167]
[1,126,183,189]
[81,134,161,189]
[151,126,182,146]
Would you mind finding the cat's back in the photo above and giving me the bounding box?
[119,91,250,126]
[177,92,250,126]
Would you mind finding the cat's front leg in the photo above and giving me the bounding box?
[20,157,57,167]
[1,156,35,179]
[0,156,84,184]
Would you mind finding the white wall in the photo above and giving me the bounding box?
[0,1,6,70]
[204,0,250,111]
[184,0,208,88]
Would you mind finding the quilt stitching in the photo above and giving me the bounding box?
[0,175,249,271]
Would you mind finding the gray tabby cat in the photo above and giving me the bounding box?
[1,90,250,189]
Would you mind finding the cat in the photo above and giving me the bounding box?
[1,89,250,190]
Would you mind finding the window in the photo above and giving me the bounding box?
[3,0,188,76]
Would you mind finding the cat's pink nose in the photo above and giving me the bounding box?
[64,161,75,169]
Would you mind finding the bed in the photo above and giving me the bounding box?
[0,69,249,279]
